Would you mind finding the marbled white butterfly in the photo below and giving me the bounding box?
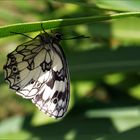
[3,28,70,118]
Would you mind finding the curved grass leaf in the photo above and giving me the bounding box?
[0,12,140,38]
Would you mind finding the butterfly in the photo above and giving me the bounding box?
[3,28,70,118]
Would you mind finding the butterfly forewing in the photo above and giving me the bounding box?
[4,32,70,118]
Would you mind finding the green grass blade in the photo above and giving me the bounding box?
[69,47,140,80]
[0,12,140,38]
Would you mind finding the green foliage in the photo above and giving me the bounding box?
[0,0,140,140]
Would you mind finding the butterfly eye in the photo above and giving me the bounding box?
[55,33,63,40]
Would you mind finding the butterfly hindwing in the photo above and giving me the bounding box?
[4,32,70,118]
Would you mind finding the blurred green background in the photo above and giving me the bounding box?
[0,0,140,140]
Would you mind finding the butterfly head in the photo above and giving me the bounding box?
[40,32,63,44]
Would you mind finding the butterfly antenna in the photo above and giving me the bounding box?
[41,23,46,33]
[41,23,50,37]
[62,35,90,40]
[10,31,33,39]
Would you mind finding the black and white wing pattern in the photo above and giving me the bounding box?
[3,32,70,118]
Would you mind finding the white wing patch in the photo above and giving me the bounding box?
[4,32,70,118]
